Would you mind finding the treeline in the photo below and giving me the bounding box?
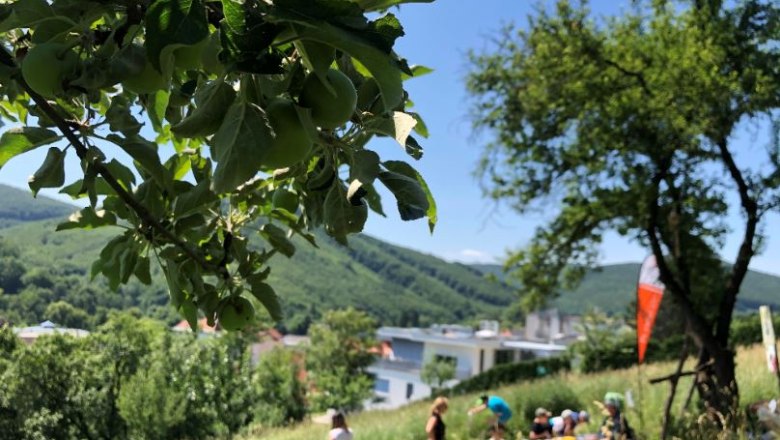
[0,308,377,440]
[0,238,178,328]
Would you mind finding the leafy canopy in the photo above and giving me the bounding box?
[0,0,436,329]
[468,0,780,311]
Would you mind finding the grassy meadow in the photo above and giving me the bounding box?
[245,345,776,440]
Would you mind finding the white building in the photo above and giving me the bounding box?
[523,308,582,344]
[368,321,567,409]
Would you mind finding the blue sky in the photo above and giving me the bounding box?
[1,0,779,276]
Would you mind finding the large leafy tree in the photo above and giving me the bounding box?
[305,307,376,411]
[0,0,436,329]
[468,0,780,421]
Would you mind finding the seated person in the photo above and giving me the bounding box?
[529,407,553,439]
[599,392,635,440]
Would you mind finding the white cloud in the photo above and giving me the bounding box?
[444,249,498,264]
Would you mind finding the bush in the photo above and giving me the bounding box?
[452,356,571,395]
[730,313,780,347]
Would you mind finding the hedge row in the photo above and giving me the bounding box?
[450,313,779,394]
[451,355,571,395]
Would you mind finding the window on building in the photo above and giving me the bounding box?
[406,382,414,399]
[495,349,515,365]
[374,378,390,393]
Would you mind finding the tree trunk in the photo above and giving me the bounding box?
[694,346,739,425]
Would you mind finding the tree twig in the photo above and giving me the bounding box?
[2,46,227,279]
[715,137,759,345]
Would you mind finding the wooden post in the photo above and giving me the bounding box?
[660,339,688,439]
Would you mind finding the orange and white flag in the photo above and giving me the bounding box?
[637,255,665,364]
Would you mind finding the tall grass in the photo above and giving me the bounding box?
[244,345,776,439]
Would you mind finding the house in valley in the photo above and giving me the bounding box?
[368,320,568,409]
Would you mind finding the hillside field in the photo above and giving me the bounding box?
[247,345,776,440]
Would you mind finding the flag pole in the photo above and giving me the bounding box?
[635,260,646,438]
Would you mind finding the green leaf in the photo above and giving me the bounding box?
[172,80,237,138]
[210,100,273,193]
[279,22,404,112]
[28,147,65,196]
[365,13,404,53]
[179,299,199,330]
[247,277,283,321]
[163,259,185,308]
[349,0,434,12]
[106,96,142,135]
[134,256,152,285]
[59,177,114,199]
[401,64,434,81]
[146,90,170,132]
[96,235,131,290]
[351,149,380,184]
[56,208,117,231]
[323,183,368,240]
[108,135,170,190]
[407,111,429,138]
[104,159,136,190]
[145,0,209,71]
[383,160,436,231]
[0,127,59,169]
[362,182,385,217]
[365,111,417,149]
[295,39,335,81]
[260,223,296,258]
[377,169,429,222]
[0,0,57,33]
[173,180,218,217]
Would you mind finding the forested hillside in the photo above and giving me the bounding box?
[0,184,74,228]
[473,263,780,314]
[0,185,516,332]
[2,184,777,333]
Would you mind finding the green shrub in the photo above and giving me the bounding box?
[512,381,583,422]
[452,356,571,394]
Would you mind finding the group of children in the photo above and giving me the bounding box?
[328,391,634,440]
[427,391,634,440]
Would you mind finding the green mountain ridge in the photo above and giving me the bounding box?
[0,184,777,331]
[472,260,780,314]
[0,184,516,332]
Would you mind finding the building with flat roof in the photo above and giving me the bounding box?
[368,320,568,409]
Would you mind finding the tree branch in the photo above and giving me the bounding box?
[646,155,718,352]
[715,138,759,344]
[3,46,228,279]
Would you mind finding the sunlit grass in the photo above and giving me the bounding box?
[242,345,776,439]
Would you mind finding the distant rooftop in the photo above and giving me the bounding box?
[14,321,90,343]
[378,322,568,352]
[377,326,509,348]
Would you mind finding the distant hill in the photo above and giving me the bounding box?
[0,184,76,228]
[2,183,776,331]
[473,263,780,314]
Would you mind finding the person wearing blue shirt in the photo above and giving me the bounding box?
[468,395,513,428]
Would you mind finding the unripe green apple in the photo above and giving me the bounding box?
[273,188,299,213]
[123,55,169,94]
[21,43,78,98]
[264,99,313,169]
[299,69,357,129]
[174,38,207,70]
[218,296,255,331]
